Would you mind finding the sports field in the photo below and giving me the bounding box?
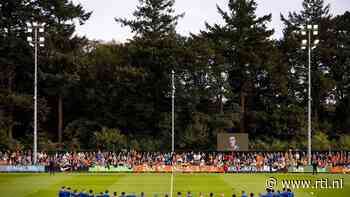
[0,173,349,197]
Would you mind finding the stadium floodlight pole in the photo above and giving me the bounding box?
[27,21,45,165]
[299,24,319,165]
[170,70,175,197]
[172,70,175,153]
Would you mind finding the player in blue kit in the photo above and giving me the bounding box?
[79,189,88,197]
[66,187,72,197]
[88,189,95,197]
[59,186,66,197]
[241,191,248,197]
[103,190,110,197]
[280,188,288,197]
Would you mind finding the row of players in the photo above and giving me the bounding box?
[58,187,295,197]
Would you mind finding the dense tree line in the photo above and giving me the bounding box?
[0,0,350,151]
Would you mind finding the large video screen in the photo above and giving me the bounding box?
[217,133,249,151]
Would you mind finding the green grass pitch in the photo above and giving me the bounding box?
[0,173,349,197]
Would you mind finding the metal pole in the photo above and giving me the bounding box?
[171,70,175,153]
[308,30,312,165]
[34,27,38,165]
[170,70,175,197]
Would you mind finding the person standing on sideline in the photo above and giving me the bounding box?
[312,159,318,175]
[49,158,55,175]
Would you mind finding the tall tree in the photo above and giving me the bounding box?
[203,0,274,133]
[115,0,184,146]
[33,0,91,145]
[116,0,184,40]
[332,11,350,134]
[281,0,335,130]
[0,0,40,146]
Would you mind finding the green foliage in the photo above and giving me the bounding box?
[203,0,275,133]
[181,112,210,149]
[115,0,184,39]
[38,131,57,152]
[95,127,127,151]
[312,131,331,151]
[0,118,11,150]
[137,137,162,152]
[338,135,350,150]
[63,119,101,150]
[1,0,350,151]
[280,0,336,131]
[251,138,289,151]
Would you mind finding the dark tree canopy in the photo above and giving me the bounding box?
[0,0,350,151]
[115,0,184,40]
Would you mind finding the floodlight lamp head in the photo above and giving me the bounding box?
[302,40,307,45]
[314,39,320,45]
[291,67,296,74]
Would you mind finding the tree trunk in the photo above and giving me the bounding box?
[58,95,63,145]
[313,85,320,130]
[314,101,319,130]
[219,94,223,114]
[240,90,245,133]
[8,68,14,146]
[8,115,14,149]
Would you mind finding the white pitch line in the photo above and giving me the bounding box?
[170,166,174,197]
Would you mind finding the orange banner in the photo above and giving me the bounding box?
[133,165,224,173]
[330,166,350,174]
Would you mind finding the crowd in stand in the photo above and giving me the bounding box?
[58,187,295,197]
[0,150,349,171]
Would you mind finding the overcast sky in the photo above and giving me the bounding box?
[72,0,349,42]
